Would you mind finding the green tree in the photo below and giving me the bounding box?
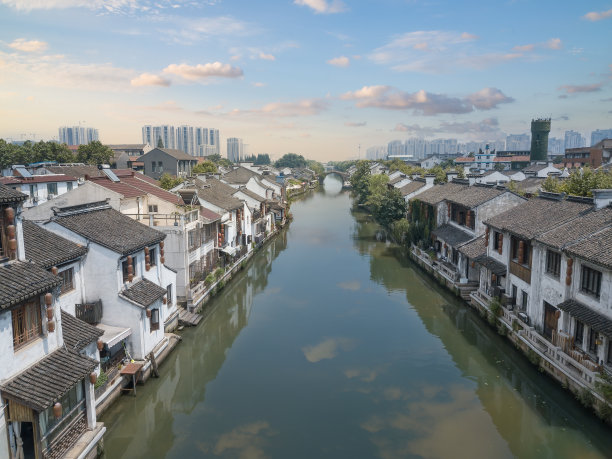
[306,160,324,176]
[275,153,308,169]
[254,154,271,165]
[350,160,371,204]
[192,160,218,174]
[365,174,389,211]
[374,188,408,227]
[159,173,184,190]
[157,137,164,148]
[494,163,506,172]
[542,168,612,196]
[77,141,114,165]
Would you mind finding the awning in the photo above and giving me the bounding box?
[97,323,132,348]
[0,348,97,411]
[432,224,473,248]
[220,246,236,256]
[473,255,507,276]
[557,299,612,339]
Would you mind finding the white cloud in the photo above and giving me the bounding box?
[161,16,253,45]
[258,52,275,61]
[260,98,329,116]
[584,8,612,21]
[341,86,513,115]
[393,118,502,139]
[252,82,266,87]
[558,83,603,94]
[545,38,562,50]
[162,62,243,81]
[344,122,366,127]
[0,0,201,13]
[131,73,171,87]
[7,38,48,53]
[327,56,350,67]
[294,0,346,14]
[302,337,355,363]
[370,30,526,73]
[513,44,535,52]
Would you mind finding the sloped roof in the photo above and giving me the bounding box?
[89,173,183,205]
[447,185,511,208]
[120,278,167,307]
[473,255,507,276]
[0,348,97,411]
[458,235,486,259]
[557,299,612,339]
[412,182,468,205]
[0,261,61,310]
[221,167,258,184]
[193,177,243,211]
[235,186,265,203]
[51,203,165,255]
[23,220,87,269]
[485,197,593,240]
[61,310,103,351]
[432,224,473,247]
[536,207,612,251]
[565,226,612,269]
[199,207,222,223]
[145,148,196,161]
[399,181,426,197]
[0,183,27,203]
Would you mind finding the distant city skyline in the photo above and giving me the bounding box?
[1,1,611,161]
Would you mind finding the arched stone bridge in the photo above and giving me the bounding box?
[320,170,349,185]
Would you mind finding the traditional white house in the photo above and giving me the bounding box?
[0,173,78,209]
[0,184,105,459]
[42,201,177,361]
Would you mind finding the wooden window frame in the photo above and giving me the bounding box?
[12,299,42,350]
[59,267,75,295]
[581,265,602,298]
[150,308,160,332]
[545,250,561,278]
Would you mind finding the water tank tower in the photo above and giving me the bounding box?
[530,118,551,161]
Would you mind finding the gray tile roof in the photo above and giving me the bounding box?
[536,207,612,251]
[565,226,612,269]
[502,177,545,194]
[0,261,61,310]
[61,310,103,352]
[151,148,197,161]
[221,167,258,184]
[23,220,88,269]
[458,235,486,259]
[0,347,98,411]
[484,197,593,240]
[51,203,165,255]
[447,185,509,208]
[235,187,265,203]
[412,182,468,205]
[399,181,426,197]
[432,224,474,247]
[0,183,27,203]
[473,254,507,275]
[389,175,406,185]
[120,278,167,308]
[557,299,612,339]
[192,177,243,211]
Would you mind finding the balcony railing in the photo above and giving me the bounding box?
[510,260,531,284]
[75,300,102,325]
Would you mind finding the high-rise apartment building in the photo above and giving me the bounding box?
[366,146,387,160]
[564,130,586,150]
[548,137,564,155]
[176,126,195,155]
[506,134,530,151]
[142,125,176,149]
[58,126,99,145]
[227,138,243,163]
[591,129,612,146]
[142,125,219,156]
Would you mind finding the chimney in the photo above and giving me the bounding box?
[592,189,612,210]
[424,174,435,186]
[446,171,458,182]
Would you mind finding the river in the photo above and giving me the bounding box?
[101,175,612,458]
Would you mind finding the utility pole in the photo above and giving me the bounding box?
[358,144,361,160]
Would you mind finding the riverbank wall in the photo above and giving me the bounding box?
[407,243,612,424]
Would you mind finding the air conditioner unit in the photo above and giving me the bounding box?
[518,312,529,324]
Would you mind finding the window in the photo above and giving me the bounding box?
[546,250,561,278]
[166,284,173,306]
[581,265,602,298]
[59,267,74,294]
[511,236,531,266]
[47,183,58,196]
[150,308,160,331]
[149,247,156,266]
[148,205,158,213]
[67,182,73,191]
[575,320,584,346]
[493,232,500,250]
[607,340,612,365]
[122,257,137,283]
[521,291,528,312]
[158,161,164,173]
[12,300,42,349]
[589,328,598,354]
[511,285,517,305]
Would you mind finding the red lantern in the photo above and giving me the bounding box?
[159,241,164,249]
[48,320,55,333]
[146,309,152,318]
[160,256,165,264]
[51,266,58,275]
[4,207,14,224]
[6,224,15,239]
[146,263,151,272]
[144,246,150,255]
[45,293,52,306]
[89,372,97,385]
[46,307,54,321]
[97,339,104,351]
[8,239,17,252]
[53,402,62,419]
[162,297,167,305]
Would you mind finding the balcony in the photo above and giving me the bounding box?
[75,300,103,325]
[510,260,531,284]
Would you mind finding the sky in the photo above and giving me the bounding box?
[0,0,611,161]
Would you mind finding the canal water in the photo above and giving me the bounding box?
[102,175,612,458]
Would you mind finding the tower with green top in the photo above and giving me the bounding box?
[530,118,551,161]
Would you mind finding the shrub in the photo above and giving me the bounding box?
[205,273,215,286]
[94,371,108,390]
[489,298,502,316]
[577,387,595,409]
[214,267,224,279]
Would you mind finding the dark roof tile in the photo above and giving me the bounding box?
[0,261,61,310]
[557,299,612,339]
[432,224,474,247]
[458,235,486,259]
[120,279,167,308]
[23,220,87,269]
[61,310,103,352]
[0,183,27,203]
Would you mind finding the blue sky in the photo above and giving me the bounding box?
[0,0,611,160]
